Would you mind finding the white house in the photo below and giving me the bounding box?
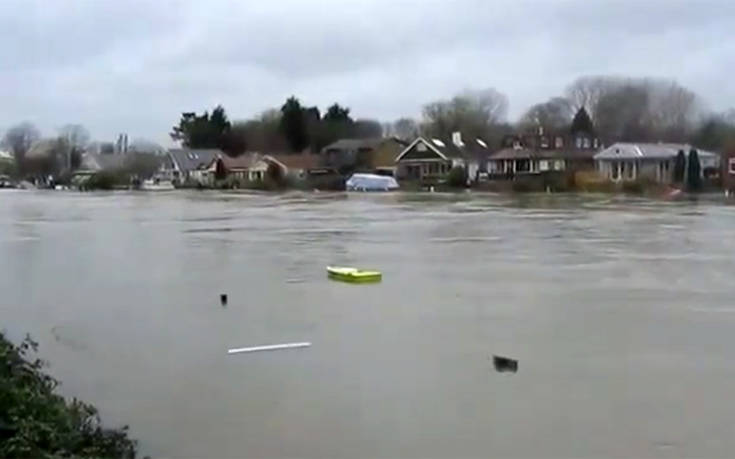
[594,143,718,183]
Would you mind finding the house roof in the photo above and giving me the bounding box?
[491,148,597,161]
[323,137,406,152]
[217,153,256,170]
[168,148,222,172]
[396,136,491,162]
[594,143,718,160]
[265,152,320,171]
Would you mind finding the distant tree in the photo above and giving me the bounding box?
[673,150,687,183]
[4,122,40,174]
[128,138,164,154]
[239,110,289,152]
[323,104,352,123]
[570,106,595,134]
[220,123,248,156]
[686,149,702,191]
[58,124,90,150]
[280,97,309,152]
[520,97,573,131]
[692,114,735,152]
[352,119,383,138]
[392,118,419,140]
[422,88,508,140]
[170,105,232,149]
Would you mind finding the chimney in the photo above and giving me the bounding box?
[452,131,464,147]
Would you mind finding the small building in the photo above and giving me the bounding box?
[594,143,718,183]
[395,132,484,183]
[321,137,407,175]
[167,149,222,184]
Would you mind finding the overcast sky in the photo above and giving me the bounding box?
[0,0,733,146]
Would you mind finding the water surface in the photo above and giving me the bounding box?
[2,190,735,457]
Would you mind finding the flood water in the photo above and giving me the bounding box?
[2,190,735,458]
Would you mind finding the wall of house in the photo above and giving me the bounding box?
[722,151,735,191]
[371,142,404,169]
[597,159,672,183]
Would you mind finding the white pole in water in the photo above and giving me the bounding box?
[227,342,311,354]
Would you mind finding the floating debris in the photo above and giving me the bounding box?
[220,294,228,306]
[327,266,382,283]
[493,355,518,373]
[228,342,311,355]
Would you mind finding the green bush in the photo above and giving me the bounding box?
[0,333,138,458]
[446,166,467,188]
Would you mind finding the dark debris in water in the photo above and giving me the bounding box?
[493,355,518,373]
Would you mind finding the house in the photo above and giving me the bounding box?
[487,107,600,178]
[594,143,719,183]
[200,153,277,186]
[167,149,222,184]
[321,137,407,175]
[395,132,486,183]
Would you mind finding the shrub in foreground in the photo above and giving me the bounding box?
[0,333,138,458]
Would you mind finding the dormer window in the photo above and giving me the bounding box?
[512,140,522,150]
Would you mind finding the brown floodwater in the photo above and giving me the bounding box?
[2,189,735,457]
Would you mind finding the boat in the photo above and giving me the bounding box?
[327,266,382,283]
[140,177,175,191]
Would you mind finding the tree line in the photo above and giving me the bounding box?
[170,98,383,156]
[170,75,735,159]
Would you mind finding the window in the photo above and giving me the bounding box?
[593,138,599,148]
[575,137,582,148]
[555,160,565,171]
[555,137,564,148]
[611,162,620,180]
[417,142,427,152]
[583,138,590,148]
[539,160,549,171]
[729,158,735,175]
[516,159,530,172]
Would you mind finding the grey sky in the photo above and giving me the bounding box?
[1,0,733,146]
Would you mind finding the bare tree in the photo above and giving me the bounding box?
[58,124,90,150]
[352,119,383,138]
[565,76,624,119]
[422,88,508,139]
[3,122,40,173]
[519,97,573,130]
[392,118,419,140]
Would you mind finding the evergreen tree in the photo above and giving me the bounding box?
[686,148,702,191]
[673,150,686,182]
[279,97,309,152]
[170,105,232,149]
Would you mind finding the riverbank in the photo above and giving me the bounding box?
[0,333,138,458]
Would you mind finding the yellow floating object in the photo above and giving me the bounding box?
[327,266,382,283]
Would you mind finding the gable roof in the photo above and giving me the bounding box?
[168,148,222,172]
[594,143,718,160]
[396,136,489,162]
[322,137,407,152]
[264,152,320,171]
